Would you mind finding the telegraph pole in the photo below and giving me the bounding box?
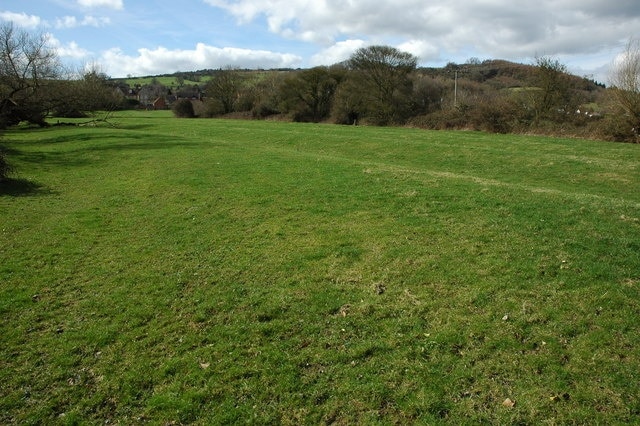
[454,70,458,107]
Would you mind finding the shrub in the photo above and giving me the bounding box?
[191,100,206,118]
[467,94,521,133]
[408,108,467,130]
[600,113,639,143]
[196,98,226,118]
[251,102,280,119]
[235,88,256,112]
[172,99,196,118]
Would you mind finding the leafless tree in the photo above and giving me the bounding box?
[610,38,640,142]
[347,45,418,125]
[279,66,342,122]
[205,67,245,114]
[0,22,61,127]
[530,56,571,123]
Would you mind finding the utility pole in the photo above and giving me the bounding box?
[454,70,458,107]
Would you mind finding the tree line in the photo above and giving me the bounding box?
[167,45,639,144]
[2,23,640,180]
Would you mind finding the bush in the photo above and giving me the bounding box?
[235,88,256,112]
[201,98,225,118]
[124,98,140,109]
[172,99,196,118]
[408,108,467,130]
[251,102,280,119]
[191,100,209,118]
[600,113,639,143]
[467,94,522,133]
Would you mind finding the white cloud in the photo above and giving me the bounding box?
[46,34,90,59]
[310,39,365,66]
[100,43,302,77]
[206,0,640,65]
[55,15,111,29]
[57,41,91,59]
[309,38,442,68]
[77,0,123,10]
[81,16,111,27]
[0,11,42,28]
[55,16,78,28]
[397,40,441,63]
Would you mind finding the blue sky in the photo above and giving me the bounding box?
[2,0,639,82]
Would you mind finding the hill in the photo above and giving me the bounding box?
[420,59,604,90]
[118,59,605,93]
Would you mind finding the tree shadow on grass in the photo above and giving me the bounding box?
[0,177,51,197]
[11,132,203,152]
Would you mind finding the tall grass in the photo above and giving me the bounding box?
[1,111,639,424]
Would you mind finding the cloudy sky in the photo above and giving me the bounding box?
[2,0,638,82]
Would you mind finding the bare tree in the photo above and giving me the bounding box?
[205,67,244,114]
[279,66,343,122]
[530,56,571,123]
[50,63,124,118]
[0,22,61,128]
[610,38,640,142]
[347,45,418,125]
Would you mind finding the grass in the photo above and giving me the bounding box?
[1,111,640,424]
[120,70,280,88]
[120,76,209,87]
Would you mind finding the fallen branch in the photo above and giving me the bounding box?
[77,108,117,127]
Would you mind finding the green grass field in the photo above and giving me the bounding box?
[2,111,639,424]
[121,76,207,87]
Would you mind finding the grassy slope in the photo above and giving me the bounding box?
[1,112,639,424]
[121,76,207,87]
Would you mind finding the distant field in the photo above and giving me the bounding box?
[120,76,209,87]
[120,69,274,87]
[2,112,639,424]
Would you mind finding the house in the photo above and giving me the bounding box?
[152,97,167,110]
